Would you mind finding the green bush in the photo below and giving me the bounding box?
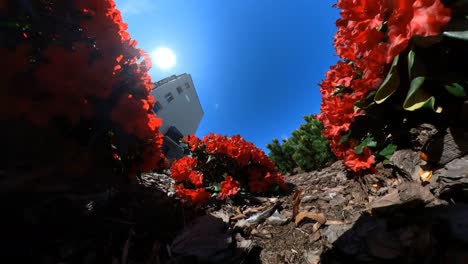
[267,115,334,174]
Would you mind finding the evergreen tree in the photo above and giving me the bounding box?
[266,138,296,174]
[291,115,334,171]
[266,115,334,174]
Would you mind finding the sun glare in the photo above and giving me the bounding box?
[151,47,176,70]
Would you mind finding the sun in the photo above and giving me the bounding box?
[151,47,176,70]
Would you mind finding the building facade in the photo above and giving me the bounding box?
[151,73,204,159]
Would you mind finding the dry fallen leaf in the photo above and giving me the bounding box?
[292,188,303,218]
[295,211,326,226]
[420,152,428,161]
[312,222,321,233]
[419,170,433,182]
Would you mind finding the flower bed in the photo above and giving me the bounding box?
[171,134,286,204]
[317,0,466,172]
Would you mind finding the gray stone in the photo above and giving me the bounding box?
[390,150,421,180]
[433,155,468,196]
[426,128,468,166]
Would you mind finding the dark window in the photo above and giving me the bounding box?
[153,101,162,113]
[176,86,183,94]
[185,82,190,89]
[165,92,174,103]
[165,126,184,143]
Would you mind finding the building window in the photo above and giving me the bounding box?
[185,94,191,102]
[176,86,183,94]
[153,101,162,113]
[165,92,174,103]
[185,82,190,89]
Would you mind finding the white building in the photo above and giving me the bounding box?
[151,73,204,159]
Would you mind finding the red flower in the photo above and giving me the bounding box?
[344,147,375,172]
[184,134,201,151]
[174,185,211,205]
[170,156,198,182]
[188,171,204,187]
[410,0,451,37]
[217,176,240,200]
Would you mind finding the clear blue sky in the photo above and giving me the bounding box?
[115,0,339,152]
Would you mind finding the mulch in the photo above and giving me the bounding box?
[1,144,467,263]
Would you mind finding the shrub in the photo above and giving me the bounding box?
[0,0,166,190]
[267,115,334,174]
[266,139,296,174]
[170,134,286,205]
[317,0,464,172]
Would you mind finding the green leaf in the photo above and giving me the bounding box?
[443,31,468,40]
[353,136,377,155]
[403,77,442,112]
[339,131,351,145]
[445,83,467,97]
[407,50,415,79]
[379,144,397,159]
[375,55,400,104]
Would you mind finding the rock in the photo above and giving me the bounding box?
[409,123,438,150]
[234,233,253,250]
[432,155,468,197]
[371,182,443,212]
[266,210,289,226]
[366,224,402,259]
[329,194,346,207]
[171,215,231,259]
[425,128,468,166]
[303,249,321,264]
[321,223,354,245]
[390,150,422,180]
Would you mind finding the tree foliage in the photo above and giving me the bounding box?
[266,115,334,174]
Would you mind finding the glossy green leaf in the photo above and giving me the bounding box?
[375,55,400,104]
[353,136,377,155]
[379,144,397,159]
[445,83,467,97]
[403,77,442,112]
[443,31,468,40]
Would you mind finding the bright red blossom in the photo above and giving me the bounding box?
[319,0,451,172]
[217,176,240,200]
[173,185,211,205]
[173,133,285,204]
[170,156,198,183]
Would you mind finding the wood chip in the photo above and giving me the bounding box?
[325,220,348,225]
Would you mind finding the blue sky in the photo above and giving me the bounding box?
[115,0,339,152]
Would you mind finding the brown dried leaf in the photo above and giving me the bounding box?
[295,211,326,226]
[310,230,321,242]
[292,188,303,218]
[312,222,322,233]
[420,152,428,161]
[419,170,433,182]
